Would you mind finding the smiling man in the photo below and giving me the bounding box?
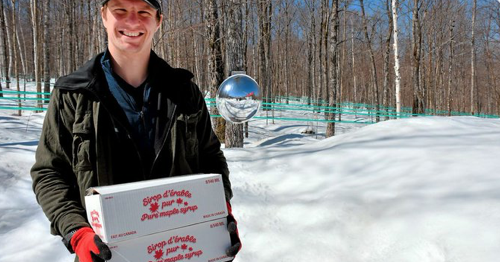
[30,0,240,262]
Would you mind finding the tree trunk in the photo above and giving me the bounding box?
[470,0,477,115]
[205,0,226,141]
[383,0,393,120]
[225,0,245,148]
[360,0,381,122]
[43,0,51,99]
[11,0,20,115]
[318,0,329,111]
[31,0,42,109]
[447,19,455,115]
[1,0,11,91]
[258,0,272,124]
[411,0,424,115]
[351,17,357,106]
[284,2,291,104]
[392,0,402,117]
[326,0,339,138]
[306,1,316,106]
[0,0,8,93]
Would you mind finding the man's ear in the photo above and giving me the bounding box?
[101,6,107,28]
[156,14,163,31]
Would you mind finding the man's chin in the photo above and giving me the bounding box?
[111,44,148,55]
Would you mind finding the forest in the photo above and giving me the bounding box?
[1,0,499,139]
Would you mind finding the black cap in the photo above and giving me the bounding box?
[102,0,162,13]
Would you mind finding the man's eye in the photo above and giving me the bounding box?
[139,11,152,16]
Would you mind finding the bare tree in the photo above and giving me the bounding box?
[0,0,8,94]
[412,0,424,115]
[1,1,500,119]
[470,0,477,114]
[225,0,245,148]
[10,0,20,115]
[205,0,225,140]
[43,0,50,99]
[383,0,393,120]
[305,0,316,106]
[392,0,402,117]
[318,0,329,109]
[30,0,41,108]
[326,0,339,138]
[258,0,272,123]
[360,0,380,122]
[447,18,455,115]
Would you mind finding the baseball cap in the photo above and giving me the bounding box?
[102,0,162,13]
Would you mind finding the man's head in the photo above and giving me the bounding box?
[101,0,163,56]
[102,0,161,20]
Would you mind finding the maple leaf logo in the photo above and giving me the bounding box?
[150,202,159,213]
[90,210,100,223]
[181,244,188,251]
[176,198,184,205]
[154,249,164,260]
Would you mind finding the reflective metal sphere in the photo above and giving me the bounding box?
[216,74,261,124]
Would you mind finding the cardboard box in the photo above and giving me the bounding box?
[108,218,233,262]
[85,174,228,243]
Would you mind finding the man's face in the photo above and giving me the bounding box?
[101,0,162,55]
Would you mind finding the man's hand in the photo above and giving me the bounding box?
[71,227,112,262]
[226,202,242,258]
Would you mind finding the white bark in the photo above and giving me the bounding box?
[31,0,41,108]
[392,0,402,117]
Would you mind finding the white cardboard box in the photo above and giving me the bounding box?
[85,174,228,243]
[108,218,233,262]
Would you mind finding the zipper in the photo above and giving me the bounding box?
[140,109,146,132]
[150,104,177,175]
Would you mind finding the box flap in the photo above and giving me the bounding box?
[86,187,100,196]
[87,174,219,195]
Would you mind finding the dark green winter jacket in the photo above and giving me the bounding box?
[30,51,231,244]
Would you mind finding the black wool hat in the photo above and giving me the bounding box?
[102,0,162,13]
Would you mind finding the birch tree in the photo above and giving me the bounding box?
[392,0,402,117]
[0,0,9,91]
[30,0,41,108]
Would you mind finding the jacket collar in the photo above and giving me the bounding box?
[54,50,195,100]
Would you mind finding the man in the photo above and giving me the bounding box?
[30,0,241,261]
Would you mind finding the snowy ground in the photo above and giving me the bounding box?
[1,107,500,261]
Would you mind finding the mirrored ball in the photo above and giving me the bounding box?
[216,74,261,124]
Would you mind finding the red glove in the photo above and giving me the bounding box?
[226,202,242,258]
[70,227,112,262]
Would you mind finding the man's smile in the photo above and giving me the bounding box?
[119,30,144,37]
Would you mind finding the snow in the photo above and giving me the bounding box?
[1,107,500,261]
